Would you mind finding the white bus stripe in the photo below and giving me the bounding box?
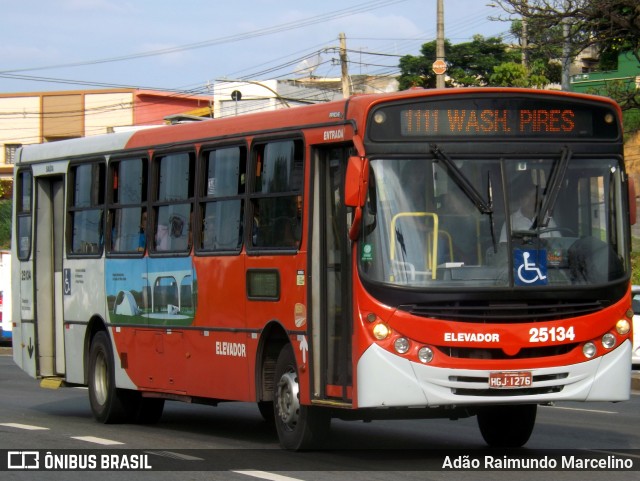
[0,422,49,430]
[71,436,124,445]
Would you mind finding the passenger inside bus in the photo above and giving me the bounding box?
[138,210,147,252]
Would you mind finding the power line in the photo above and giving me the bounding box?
[1,0,408,75]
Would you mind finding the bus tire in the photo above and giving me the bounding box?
[88,331,136,423]
[477,404,537,448]
[273,344,330,450]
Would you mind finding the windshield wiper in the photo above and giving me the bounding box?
[430,144,493,215]
[431,144,497,254]
[534,146,572,229]
[487,171,497,253]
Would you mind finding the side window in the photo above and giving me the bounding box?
[199,145,246,252]
[250,139,303,249]
[152,152,194,253]
[16,169,33,260]
[108,157,147,254]
[68,162,105,255]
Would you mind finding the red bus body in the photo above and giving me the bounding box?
[12,88,633,449]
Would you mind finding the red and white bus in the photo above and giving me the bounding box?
[11,88,635,449]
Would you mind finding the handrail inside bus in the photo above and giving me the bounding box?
[390,212,439,280]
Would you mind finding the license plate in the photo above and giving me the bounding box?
[488,371,532,389]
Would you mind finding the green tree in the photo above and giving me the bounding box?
[398,35,518,89]
[0,200,11,250]
[398,40,452,89]
[490,62,530,87]
[490,61,550,87]
[509,19,563,84]
[491,0,640,109]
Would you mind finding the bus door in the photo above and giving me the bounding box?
[34,175,66,377]
[311,146,352,403]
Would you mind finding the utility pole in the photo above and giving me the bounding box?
[561,17,571,91]
[435,0,445,89]
[339,33,350,98]
[521,15,528,70]
[520,0,529,71]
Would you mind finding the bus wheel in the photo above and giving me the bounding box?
[477,404,537,448]
[88,331,136,423]
[273,344,329,450]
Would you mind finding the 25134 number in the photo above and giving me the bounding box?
[529,326,575,343]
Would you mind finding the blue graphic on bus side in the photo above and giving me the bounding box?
[514,249,548,286]
[106,257,197,326]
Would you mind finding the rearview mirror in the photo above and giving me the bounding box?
[345,156,369,208]
[345,155,369,240]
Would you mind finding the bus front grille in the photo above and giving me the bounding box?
[437,343,579,360]
[400,299,603,323]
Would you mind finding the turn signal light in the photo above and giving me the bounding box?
[372,323,391,340]
[616,319,630,335]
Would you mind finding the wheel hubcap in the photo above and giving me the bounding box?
[276,370,300,430]
[94,351,108,405]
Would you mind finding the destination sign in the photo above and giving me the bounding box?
[368,95,619,140]
[401,108,580,136]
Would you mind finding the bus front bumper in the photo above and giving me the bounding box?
[356,340,631,408]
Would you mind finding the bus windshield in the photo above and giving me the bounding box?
[359,156,628,288]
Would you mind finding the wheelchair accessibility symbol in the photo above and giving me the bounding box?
[514,249,548,286]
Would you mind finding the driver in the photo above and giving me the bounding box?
[499,177,559,242]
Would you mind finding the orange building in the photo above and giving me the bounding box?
[0,88,211,180]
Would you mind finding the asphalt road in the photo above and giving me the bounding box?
[1,348,639,481]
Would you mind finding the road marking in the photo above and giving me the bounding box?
[0,422,49,430]
[542,405,617,414]
[593,449,640,459]
[145,450,204,461]
[233,470,305,481]
[71,436,124,445]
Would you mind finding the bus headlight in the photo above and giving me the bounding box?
[418,347,434,364]
[583,342,597,359]
[602,333,616,349]
[372,323,391,340]
[394,337,410,354]
[615,319,630,335]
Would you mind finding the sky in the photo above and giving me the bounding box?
[0,0,511,95]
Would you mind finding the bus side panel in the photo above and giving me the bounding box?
[245,253,309,402]
[63,323,89,385]
[13,259,36,379]
[63,258,108,383]
[187,255,253,401]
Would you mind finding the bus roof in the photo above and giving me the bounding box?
[17,130,137,164]
[15,88,620,165]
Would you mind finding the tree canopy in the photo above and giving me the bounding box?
[398,35,520,89]
[490,0,640,110]
[491,0,640,63]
